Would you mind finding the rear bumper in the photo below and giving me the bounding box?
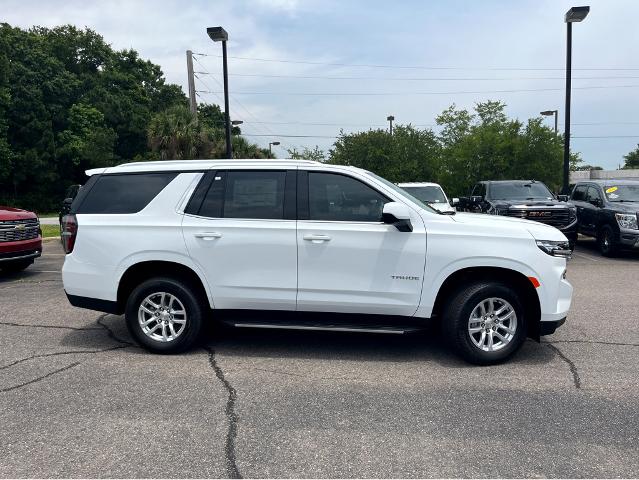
[540,317,566,336]
[65,292,121,314]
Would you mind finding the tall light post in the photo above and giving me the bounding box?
[540,110,559,134]
[387,115,395,135]
[269,141,280,154]
[207,26,232,159]
[563,6,590,192]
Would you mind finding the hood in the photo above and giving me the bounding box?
[428,201,455,213]
[0,206,37,221]
[451,212,567,242]
[607,201,639,213]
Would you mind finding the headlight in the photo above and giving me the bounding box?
[536,240,572,258]
[615,213,638,230]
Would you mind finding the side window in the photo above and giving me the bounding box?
[223,170,286,219]
[586,186,601,204]
[75,173,178,214]
[471,183,485,197]
[572,185,587,201]
[308,172,389,222]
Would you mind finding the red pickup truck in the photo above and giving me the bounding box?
[0,206,42,272]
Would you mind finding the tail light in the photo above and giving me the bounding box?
[61,214,78,254]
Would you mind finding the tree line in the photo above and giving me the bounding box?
[0,24,272,212]
[2,23,636,211]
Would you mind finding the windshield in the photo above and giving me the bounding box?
[604,185,639,202]
[489,182,553,200]
[365,172,439,213]
[402,186,447,204]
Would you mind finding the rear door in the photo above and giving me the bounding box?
[570,184,590,234]
[296,170,426,316]
[182,168,297,310]
[583,186,602,234]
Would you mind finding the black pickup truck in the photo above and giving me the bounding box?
[570,180,639,256]
[459,180,578,248]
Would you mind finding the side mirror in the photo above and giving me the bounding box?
[557,194,569,202]
[63,197,73,205]
[591,198,602,207]
[383,202,413,232]
[450,197,460,206]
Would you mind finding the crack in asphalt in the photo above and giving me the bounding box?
[0,321,102,331]
[0,362,81,393]
[546,344,581,389]
[96,314,134,346]
[0,346,129,371]
[205,346,241,479]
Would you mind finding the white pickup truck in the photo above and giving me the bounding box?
[62,159,572,364]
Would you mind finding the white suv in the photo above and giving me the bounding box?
[62,159,572,364]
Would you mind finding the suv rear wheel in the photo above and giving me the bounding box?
[443,281,527,365]
[125,277,204,353]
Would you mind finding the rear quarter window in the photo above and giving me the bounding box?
[75,172,178,214]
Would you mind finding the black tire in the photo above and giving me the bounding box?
[0,259,33,273]
[442,281,527,365]
[597,225,618,257]
[125,277,205,354]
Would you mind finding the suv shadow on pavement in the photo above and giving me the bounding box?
[61,314,556,369]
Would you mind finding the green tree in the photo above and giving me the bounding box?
[328,125,440,183]
[287,146,326,162]
[148,105,216,160]
[623,144,639,169]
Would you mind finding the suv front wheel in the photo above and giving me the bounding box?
[443,281,527,365]
[125,277,204,353]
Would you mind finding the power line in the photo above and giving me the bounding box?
[196,84,639,97]
[572,135,639,138]
[193,56,301,152]
[191,52,639,72]
[197,71,639,82]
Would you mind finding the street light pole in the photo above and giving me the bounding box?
[269,141,280,154]
[563,6,590,192]
[387,115,394,135]
[207,26,232,159]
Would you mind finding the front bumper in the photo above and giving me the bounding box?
[0,238,42,263]
[558,220,578,244]
[618,229,639,249]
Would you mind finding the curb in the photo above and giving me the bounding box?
[42,236,61,242]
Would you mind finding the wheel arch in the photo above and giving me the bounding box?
[430,266,541,340]
[116,260,212,314]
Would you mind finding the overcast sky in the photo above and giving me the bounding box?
[3,0,639,168]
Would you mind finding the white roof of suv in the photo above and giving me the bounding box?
[86,159,322,176]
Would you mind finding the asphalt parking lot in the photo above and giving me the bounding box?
[1,238,638,478]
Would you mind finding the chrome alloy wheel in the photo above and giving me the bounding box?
[138,292,187,343]
[468,297,517,352]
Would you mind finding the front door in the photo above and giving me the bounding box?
[182,169,297,310]
[296,170,426,317]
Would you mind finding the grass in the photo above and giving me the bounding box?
[40,224,61,238]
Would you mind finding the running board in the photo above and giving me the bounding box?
[232,323,418,335]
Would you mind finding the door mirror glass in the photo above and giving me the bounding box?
[62,197,74,205]
[382,202,412,232]
[557,194,569,202]
[450,197,460,206]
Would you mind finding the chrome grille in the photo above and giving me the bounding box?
[506,209,574,228]
[0,218,40,242]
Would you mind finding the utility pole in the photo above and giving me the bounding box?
[186,50,197,117]
[387,115,395,135]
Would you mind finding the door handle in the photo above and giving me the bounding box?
[194,232,222,240]
[303,234,331,243]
